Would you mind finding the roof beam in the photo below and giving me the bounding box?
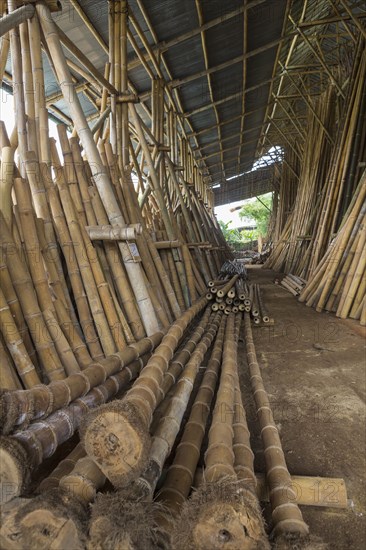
[168,37,282,89]
[184,77,273,117]
[127,0,267,71]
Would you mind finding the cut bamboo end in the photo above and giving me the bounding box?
[0,437,30,505]
[87,490,162,550]
[9,489,87,549]
[171,482,270,550]
[82,400,150,487]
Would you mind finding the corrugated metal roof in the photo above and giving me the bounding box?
[2,0,364,204]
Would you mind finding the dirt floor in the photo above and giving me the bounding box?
[240,267,366,549]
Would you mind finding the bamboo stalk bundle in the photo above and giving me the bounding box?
[0,213,67,382]
[0,330,164,435]
[132,311,223,499]
[0,352,151,504]
[82,297,208,487]
[278,274,307,296]
[299,172,366,324]
[87,313,227,550]
[243,313,308,538]
[36,1,160,336]
[156,316,226,501]
[170,314,269,549]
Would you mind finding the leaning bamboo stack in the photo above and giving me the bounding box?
[299,172,366,326]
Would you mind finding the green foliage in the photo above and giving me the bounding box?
[218,220,243,245]
[239,194,272,236]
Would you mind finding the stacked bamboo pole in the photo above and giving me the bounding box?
[299,172,366,325]
[169,314,270,549]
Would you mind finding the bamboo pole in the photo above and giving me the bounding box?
[82,298,208,487]
[0,353,151,504]
[0,212,66,382]
[0,4,34,37]
[243,313,308,537]
[0,330,163,435]
[156,316,227,514]
[134,312,223,498]
[36,2,160,336]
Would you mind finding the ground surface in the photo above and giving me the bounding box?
[240,267,366,549]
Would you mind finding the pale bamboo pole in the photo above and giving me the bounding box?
[36,2,160,336]
[82,298,209,488]
[0,335,22,390]
[0,32,10,82]
[0,212,66,382]
[7,0,27,174]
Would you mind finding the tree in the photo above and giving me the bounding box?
[239,194,272,237]
[218,220,242,246]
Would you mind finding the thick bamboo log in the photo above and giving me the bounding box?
[156,316,227,514]
[0,353,151,504]
[135,312,223,498]
[0,331,163,435]
[38,442,86,493]
[82,297,208,487]
[36,2,159,336]
[243,313,308,538]
[59,455,106,503]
